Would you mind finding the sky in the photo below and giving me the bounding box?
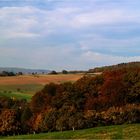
[0,0,140,71]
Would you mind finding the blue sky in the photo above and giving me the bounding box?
[0,0,140,70]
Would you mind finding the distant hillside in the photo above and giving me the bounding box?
[88,62,140,73]
[0,67,50,74]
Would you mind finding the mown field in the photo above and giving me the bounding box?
[0,74,83,101]
[2,124,140,139]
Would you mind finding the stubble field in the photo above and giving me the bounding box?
[0,74,83,101]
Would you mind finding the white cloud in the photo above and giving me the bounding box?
[78,33,140,56]
[0,44,139,70]
[0,1,140,70]
[82,51,140,67]
[0,6,43,38]
[70,9,140,28]
[0,4,140,39]
[0,6,80,38]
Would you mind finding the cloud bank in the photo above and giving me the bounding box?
[0,0,139,70]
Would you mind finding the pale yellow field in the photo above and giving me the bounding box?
[0,74,84,85]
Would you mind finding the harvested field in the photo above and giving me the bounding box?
[0,74,84,100]
[0,74,83,85]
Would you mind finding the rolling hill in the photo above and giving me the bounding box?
[88,61,140,73]
[0,67,50,74]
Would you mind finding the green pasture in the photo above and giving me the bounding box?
[0,84,43,101]
[3,124,140,139]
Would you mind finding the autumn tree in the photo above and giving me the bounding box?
[123,68,140,103]
[30,91,50,113]
[21,107,32,133]
[0,109,21,135]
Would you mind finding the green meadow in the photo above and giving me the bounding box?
[2,124,140,139]
[0,74,83,101]
[0,84,43,101]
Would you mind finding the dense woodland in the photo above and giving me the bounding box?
[0,65,140,136]
[89,62,140,73]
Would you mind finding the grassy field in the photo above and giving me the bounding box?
[0,84,43,101]
[2,124,140,139]
[0,90,33,101]
[0,74,83,101]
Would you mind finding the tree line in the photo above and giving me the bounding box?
[0,67,140,136]
[89,61,140,73]
[0,71,16,76]
[0,71,24,77]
